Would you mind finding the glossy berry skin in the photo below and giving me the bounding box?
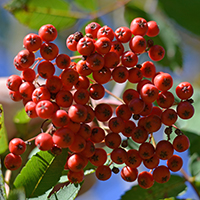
[21,68,36,82]
[97,25,115,41]
[148,45,165,61]
[140,61,156,78]
[37,60,55,79]
[35,133,54,151]
[38,24,57,42]
[138,171,154,189]
[95,37,111,54]
[40,42,59,61]
[51,109,70,127]
[66,34,78,51]
[121,51,138,68]
[23,33,42,52]
[6,75,22,92]
[167,154,183,172]
[138,142,155,160]
[115,26,132,43]
[130,17,148,36]
[4,153,22,171]
[153,165,170,184]
[53,127,75,148]
[176,101,194,119]
[129,35,147,54]
[95,165,112,181]
[85,22,101,39]
[77,37,95,56]
[25,101,38,118]
[9,138,26,155]
[176,82,193,100]
[36,100,54,119]
[56,54,71,69]
[121,166,138,182]
[67,154,87,172]
[146,21,160,37]
[89,148,107,166]
[67,170,84,183]
[173,135,190,152]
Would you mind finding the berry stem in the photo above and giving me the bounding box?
[180,168,200,199]
[70,55,83,60]
[88,77,125,103]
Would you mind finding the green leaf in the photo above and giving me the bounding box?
[0,160,6,200]
[48,183,81,200]
[7,188,26,200]
[14,148,68,198]
[189,153,200,177]
[0,105,8,154]
[120,175,186,200]
[158,0,200,36]
[4,0,78,31]
[73,0,98,11]
[124,3,183,70]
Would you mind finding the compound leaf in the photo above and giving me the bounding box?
[0,105,8,154]
[120,175,186,200]
[14,148,68,198]
[4,0,78,30]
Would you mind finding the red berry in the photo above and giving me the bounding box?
[23,33,42,52]
[38,24,57,42]
[130,17,148,36]
[138,171,154,189]
[176,82,193,100]
[148,45,165,61]
[35,133,54,151]
[4,153,22,171]
[146,21,160,37]
[9,138,26,155]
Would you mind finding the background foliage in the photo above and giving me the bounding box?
[0,0,200,199]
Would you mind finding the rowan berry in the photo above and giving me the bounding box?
[35,132,54,151]
[89,83,105,100]
[121,120,136,137]
[128,67,143,83]
[129,35,147,54]
[84,105,95,123]
[122,89,140,104]
[90,127,105,143]
[75,75,90,90]
[85,22,101,38]
[55,90,73,108]
[23,33,42,52]
[66,34,78,51]
[9,91,22,101]
[52,127,75,148]
[6,75,22,92]
[95,165,112,181]
[67,154,87,172]
[153,72,173,91]
[138,142,155,159]
[40,42,59,61]
[128,97,145,114]
[167,154,183,172]
[130,17,148,36]
[92,66,112,84]
[16,49,35,69]
[157,91,175,108]
[35,100,54,119]
[111,65,129,83]
[153,165,170,184]
[39,24,57,42]
[108,116,125,133]
[173,135,190,152]
[68,104,88,123]
[73,88,90,105]
[77,37,95,56]
[131,126,148,143]
[146,21,160,37]
[24,101,38,118]
[116,104,132,121]
[155,140,174,160]
[51,109,70,127]
[176,101,194,119]
[21,68,36,82]
[143,154,159,169]
[140,61,156,78]
[110,147,127,164]
[19,81,35,100]
[110,40,124,56]
[176,82,193,100]
[55,54,71,69]
[97,25,115,41]
[46,75,62,94]
[139,102,153,116]
[115,26,132,43]
[95,37,111,54]
[105,132,121,149]
[161,108,178,126]
[121,166,138,182]
[148,45,165,61]
[143,114,162,133]
[125,149,142,168]
[67,170,84,183]
[9,138,26,155]
[89,148,107,166]
[121,51,138,68]
[37,60,55,79]
[138,171,154,189]
[76,60,92,76]
[104,52,120,68]
[32,86,51,103]
[80,140,95,158]
[4,153,22,171]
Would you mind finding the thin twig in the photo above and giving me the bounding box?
[180,168,200,199]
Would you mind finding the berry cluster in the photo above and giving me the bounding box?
[5,18,194,189]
